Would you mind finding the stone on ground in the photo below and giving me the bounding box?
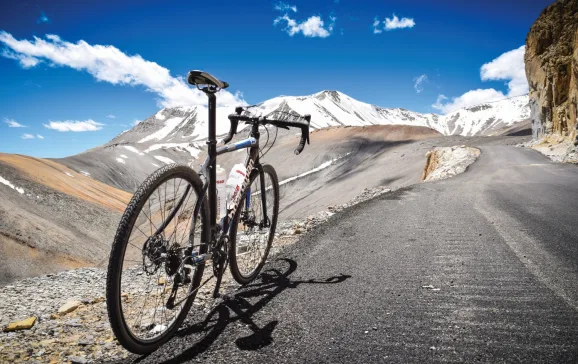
[3,316,37,332]
[57,300,82,316]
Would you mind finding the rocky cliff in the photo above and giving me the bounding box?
[525,0,578,145]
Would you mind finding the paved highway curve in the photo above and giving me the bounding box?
[120,144,578,363]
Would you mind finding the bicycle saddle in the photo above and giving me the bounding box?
[187,70,229,89]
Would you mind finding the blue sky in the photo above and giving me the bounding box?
[0,0,552,158]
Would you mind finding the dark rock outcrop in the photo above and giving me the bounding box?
[525,0,578,144]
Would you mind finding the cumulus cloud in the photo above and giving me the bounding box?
[36,134,44,139]
[0,32,244,108]
[432,45,528,114]
[21,134,35,139]
[274,2,297,12]
[43,119,105,132]
[3,118,26,127]
[374,14,415,33]
[274,15,335,38]
[413,74,428,93]
[480,46,528,96]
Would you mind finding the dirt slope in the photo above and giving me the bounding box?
[0,155,130,285]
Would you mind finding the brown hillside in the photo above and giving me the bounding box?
[0,153,131,212]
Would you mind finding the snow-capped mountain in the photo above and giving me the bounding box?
[57,90,529,191]
[112,90,529,148]
[248,90,529,136]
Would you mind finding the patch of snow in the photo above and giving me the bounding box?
[116,158,126,164]
[154,156,175,164]
[155,109,167,120]
[144,143,201,158]
[0,175,24,194]
[152,163,160,168]
[80,171,91,177]
[138,117,184,143]
[64,171,75,178]
[120,154,128,159]
[123,146,144,155]
[278,152,351,187]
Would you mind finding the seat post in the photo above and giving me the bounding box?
[206,90,217,226]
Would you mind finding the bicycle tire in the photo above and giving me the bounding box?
[106,164,208,354]
[229,164,279,285]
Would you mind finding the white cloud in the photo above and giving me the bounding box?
[413,74,428,93]
[274,15,335,38]
[372,18,383,34]
[3,118,26,127]
[385,15,415,30]
[43,119,105,132]
[132,119,142,126]
[1,50,40,68]
[432,45,528,114]
[106,114,116,119]
[36,134,44,139]
[373,14,415,33]
[480,45,527,96]
[21,134,35,139]
[274,2,297,12]
[0,31,244,108]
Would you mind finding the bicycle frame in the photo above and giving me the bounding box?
[188,90,268,297]
[196,132,262,236]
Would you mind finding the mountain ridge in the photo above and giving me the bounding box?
[107,90,530,146]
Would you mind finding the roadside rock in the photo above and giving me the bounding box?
[421,146,481,182]
[525,0,578,149]
[522,136,578,163]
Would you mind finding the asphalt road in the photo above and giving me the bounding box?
[122,144,578,363]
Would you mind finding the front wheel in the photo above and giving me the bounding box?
[106,164,208,354]
[229,164,279,285]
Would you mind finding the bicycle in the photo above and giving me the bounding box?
[105,70,311,354]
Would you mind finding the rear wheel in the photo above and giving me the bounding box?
[229,164,279,285]
[106,164,208,354]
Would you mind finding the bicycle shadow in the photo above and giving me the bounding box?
[149,258,351,363]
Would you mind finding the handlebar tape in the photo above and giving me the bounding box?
[223,118,239,144]
[294,115,311,155]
